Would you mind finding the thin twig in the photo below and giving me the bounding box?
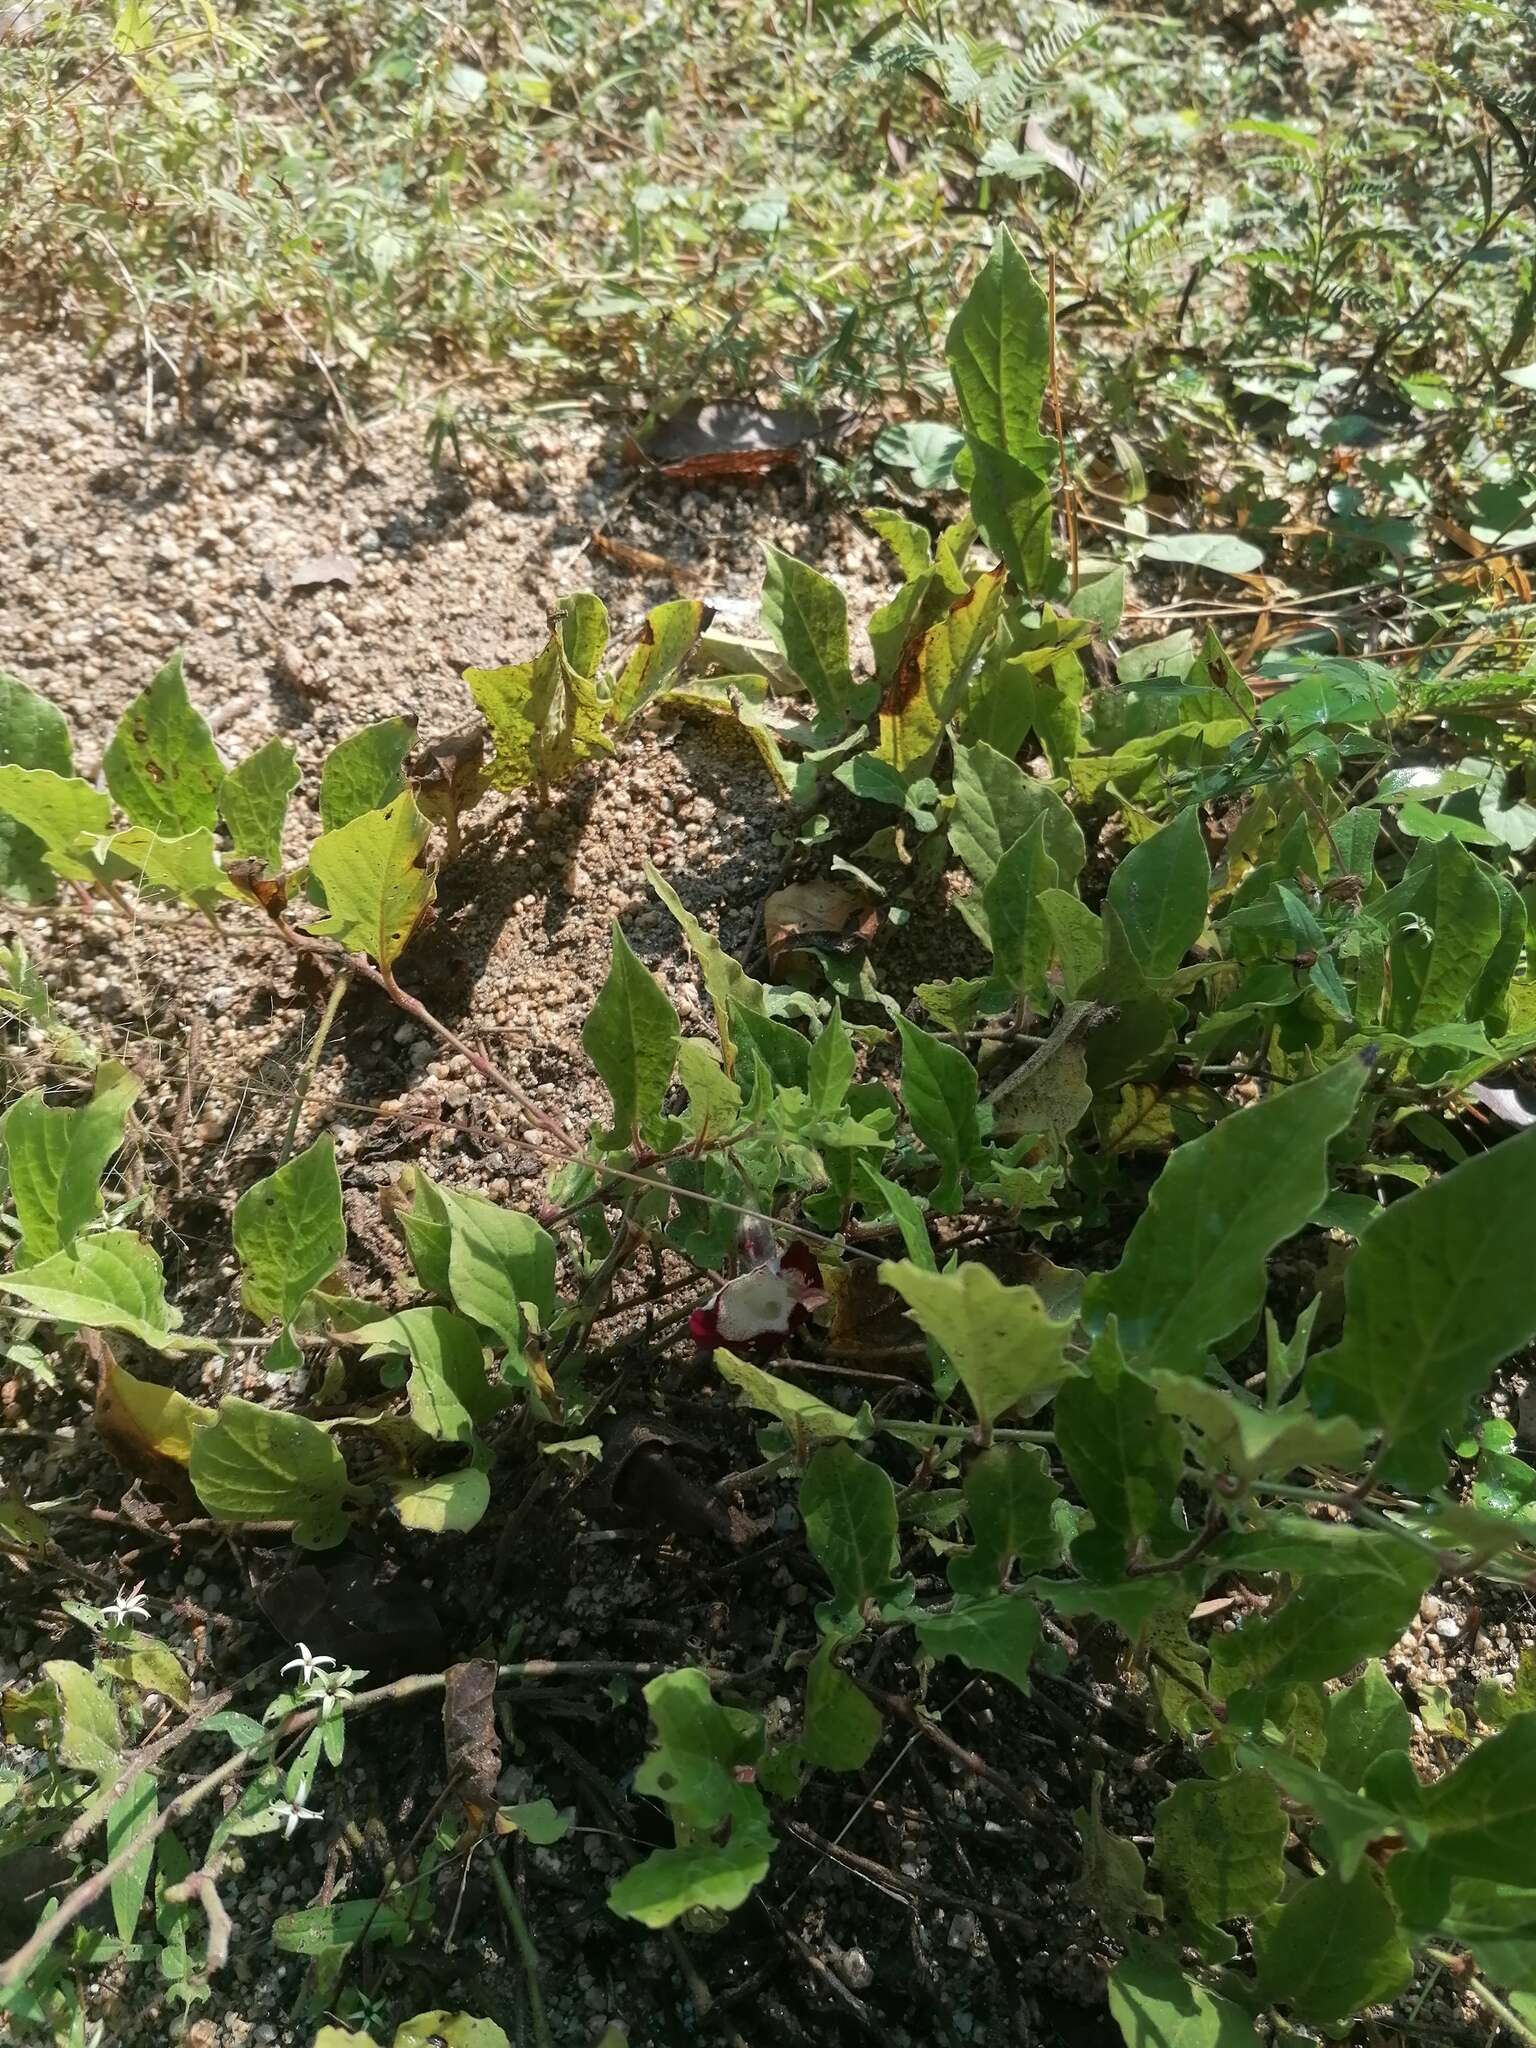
[490,1848,554,2048]
[280,965,351,1164]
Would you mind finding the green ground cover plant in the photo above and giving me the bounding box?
[7,226,1536,2047]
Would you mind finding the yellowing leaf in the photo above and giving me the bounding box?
[465,594,612,790]
[881,1258,1071,1428]
[876,567,1007,778]
[307,791,436,971]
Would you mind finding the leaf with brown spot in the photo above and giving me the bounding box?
[875,566,1007,778]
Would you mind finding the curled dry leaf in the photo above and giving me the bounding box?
[286,552,359,593]
[443,1658,501,1825]
[763,879,879,975]
[638,400,844,484]
[94,1355,209,1512]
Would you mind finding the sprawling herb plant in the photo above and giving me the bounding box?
[7,232,1536,2048]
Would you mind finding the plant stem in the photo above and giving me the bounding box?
[1426,1950,1536,2048]
[882,1419,1055,1446]
[490,1849,553,2048]
[0,1658,703,1991]
[280,965,350,1164]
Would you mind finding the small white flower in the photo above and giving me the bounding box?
[102,1582,149,1626]
[281,1643,336,1685]
[273,1779,324,1840]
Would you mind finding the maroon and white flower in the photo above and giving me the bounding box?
[690,1222,827,1353]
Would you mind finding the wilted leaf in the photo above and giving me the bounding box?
[876,567,1008,778]
[287,552,358,592]
[466,596,612,790]
[609,599,713,724]
[443,1659,500,1818]
[96,1358,212,1496]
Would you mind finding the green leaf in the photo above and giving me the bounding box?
[895,1017,980,1212]
[1152,1773,1287,1932]
[808,1002,855,1118]
[233,1134,345,1325]
[307,790,436,971]
[760,545,859,730]
[0,764,112,882]
[392,1466,490,1533]
[983,817,1059,1001]
[713,1348,866,1443]
[42,1659,120,1777]
[0,1228,212,1353]
[104,652,223,835]
[675,1038,744,1142]
[947,229,1050,459]
[1054,1330,1186,1571]
[1104,805,1210,981]
[915,1590,1041,1694]
[395,2018,511,2048]
[856,1162,937,1271]
[583,921,681,1149]
[1108,1945,1258,2048]
[1420,1715,1536,1885]
[219,738,300,870]
[800,1445,901,1621]
[1311,1127,1536,1485]
[803,1641,883,1771]
[1388,836,1502,1033]
[106,826,242,911]
[609,599,712,724]
[1441,1881,1536,1989]
[498,1799,573,1846]
[1326,1662,1413,1793]
[861,506,933,579]
[1150,1376,1368,1483]
[1143,533,1265,577]
[394,1166,451,1294]
[434,1185,558,1350]
[189,1395,351,1547]
[1209,1539,1433,1701]
[966,438,1055,595]
[108,1770,157,1943]
[0,672,73,902]
[950,739,1086,887]
[318,718,414,833]
[359,1306,506,1442]
[881,1259,1071,1429]
[948,1444,1062,1595]
[1256,1867,1412,2027]
[1086,1055,1369,1377]
[1247,1746,1410,1882]
[2,1060,138,1262]
[607,1669,772,1927]
[1075,1779,1162,1937]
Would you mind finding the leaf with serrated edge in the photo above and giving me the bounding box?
[882,1259,1071,1429]
[915,1590,1041,1694]
[800,1444,901,1620]
[948,1444,1061,1595]
[582,920,680,1149]
[1087,1056,1369,1377]
[220,737,300,869]
[1256,1867,1411,2027]
[318,718,413,833]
